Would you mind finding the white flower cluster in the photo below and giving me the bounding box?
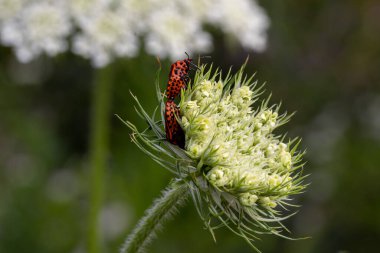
[180,71,302,209]
[0,0,269,67]
[0,0,71,62]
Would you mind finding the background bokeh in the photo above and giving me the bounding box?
[1,1,380,252]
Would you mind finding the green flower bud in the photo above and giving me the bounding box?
[207,166,232,187]
[259,197,277,209]
[239,192,258,206]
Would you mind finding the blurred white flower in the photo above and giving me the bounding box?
[0,0,270,67]
[1,0,71,62]
[69,0,100,22]
[182,0,215,20]
[207,0,270,51]
[73,6,138,67]
[46,169,81,203]
[119,0,161,33]
[145,4,212,60]
[0,0,24,21]
[100,202,131,241]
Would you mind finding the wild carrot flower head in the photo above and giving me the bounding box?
[120,62,307,251]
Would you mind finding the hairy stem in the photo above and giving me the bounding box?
[88,66,113,253]
[121,181,189,253]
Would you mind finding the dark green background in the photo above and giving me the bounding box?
[1,1,380,252]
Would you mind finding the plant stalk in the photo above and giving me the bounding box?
[88,66,113,253]
[121,181,189,253]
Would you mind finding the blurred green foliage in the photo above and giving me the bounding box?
[1,1,380,252]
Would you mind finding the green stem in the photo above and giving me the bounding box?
[88,66,113,253]
[121,181,189,253]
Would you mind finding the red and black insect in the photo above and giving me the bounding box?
[166,52,198,100]
[164,53,209,148]
[165,100,185,148]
